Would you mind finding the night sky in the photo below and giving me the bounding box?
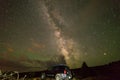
[0,0,120,72]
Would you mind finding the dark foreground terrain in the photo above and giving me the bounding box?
[72,61,120,80]
[1,60,120,80]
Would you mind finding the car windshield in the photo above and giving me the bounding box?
[52,65,69,70]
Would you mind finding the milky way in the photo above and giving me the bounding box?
[40,0,81,68]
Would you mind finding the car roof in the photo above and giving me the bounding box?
[52,64,67,67]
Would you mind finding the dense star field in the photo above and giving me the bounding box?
[0,0,120,72]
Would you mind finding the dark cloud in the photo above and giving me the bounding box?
[0,59,28,72]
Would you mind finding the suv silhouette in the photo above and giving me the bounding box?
[41,64,73,80]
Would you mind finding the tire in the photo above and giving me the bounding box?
[55,74,63,80]
[41,73,46,80]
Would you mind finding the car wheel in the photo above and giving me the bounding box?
[41,73,46,80]
[55,74,63,80]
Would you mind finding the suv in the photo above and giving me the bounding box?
[41,64,73,80]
